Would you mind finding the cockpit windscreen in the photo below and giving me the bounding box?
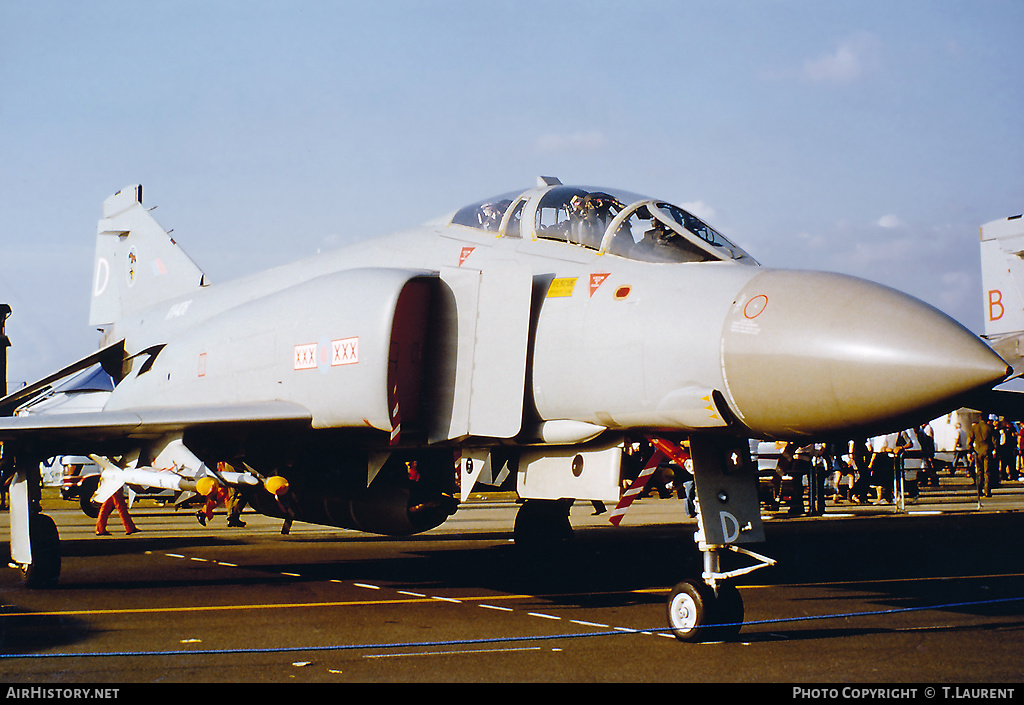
[449,185,756,264]
[451,191,523,237]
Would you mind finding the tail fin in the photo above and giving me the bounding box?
[90,185,206,329]
[980,214,1024,337]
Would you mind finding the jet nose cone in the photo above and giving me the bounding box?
[721,270,1009,438]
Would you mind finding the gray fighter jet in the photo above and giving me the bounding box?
[0,178,1010,641]
[980,212,1024,378]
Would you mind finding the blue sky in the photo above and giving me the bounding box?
[1,0,1022,385]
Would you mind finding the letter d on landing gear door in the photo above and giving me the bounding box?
[688,436,764,545]
[719,510,741,543]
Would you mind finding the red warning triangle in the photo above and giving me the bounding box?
[590,272,610,297]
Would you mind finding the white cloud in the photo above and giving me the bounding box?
[534,130,608,153]
[802,33,881,83]
[680,200,716,223]
[796,230,829,250]
[876,214,903,229]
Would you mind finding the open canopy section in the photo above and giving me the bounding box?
[450,181,757,265]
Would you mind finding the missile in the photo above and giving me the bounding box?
[89,455,260,503]
[195,468,269,496]
[121,468,198,492]
[209,470,261,487]
[265,475,289,496]
[90,455,197,504]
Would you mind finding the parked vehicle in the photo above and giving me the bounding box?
[55,456,102,517]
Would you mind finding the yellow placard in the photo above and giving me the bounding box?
[547,277,578,298]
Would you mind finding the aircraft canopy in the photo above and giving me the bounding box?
[450,184,756,264]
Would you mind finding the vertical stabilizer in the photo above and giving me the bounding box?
[1,304,10,397]
[90,186,206,329]
[980,214,1024,337]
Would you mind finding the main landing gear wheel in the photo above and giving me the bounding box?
[21,513,61,589]
[79,476,100,518]
[665,579,744,642]
[513,499,573,549]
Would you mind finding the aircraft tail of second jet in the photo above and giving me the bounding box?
[980,213,1024,337]
[90,185,206,330]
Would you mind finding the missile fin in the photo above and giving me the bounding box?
[89,454,127,505]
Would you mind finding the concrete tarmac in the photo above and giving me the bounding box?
[1,474,1023,684]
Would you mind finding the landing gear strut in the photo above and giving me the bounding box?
[651,435,776,642]
[8,456,62,588]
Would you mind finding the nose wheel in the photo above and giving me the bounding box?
[665,539,772,642]
[666,580,712,641]
[666,579,744,642]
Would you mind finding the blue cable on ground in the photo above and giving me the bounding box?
[1,595,1021,659]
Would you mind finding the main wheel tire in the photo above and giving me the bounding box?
[79,476,101,518]
[666,579,714,642]
[711,583,745,641]
[513,499,573,549]
[21,514,61,589]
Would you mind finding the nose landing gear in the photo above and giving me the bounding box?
[665,541,773,642]
[651,434,776,642]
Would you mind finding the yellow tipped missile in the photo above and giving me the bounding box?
[89,455,199,503]
[195,476,219,496]
[265,476,289,496]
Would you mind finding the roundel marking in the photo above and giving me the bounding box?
[743,294,768,319]
[126,247,139,288]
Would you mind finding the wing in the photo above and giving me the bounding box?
[986,332,1024,380]
[0,402,312,447]
[0,340,125,417]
